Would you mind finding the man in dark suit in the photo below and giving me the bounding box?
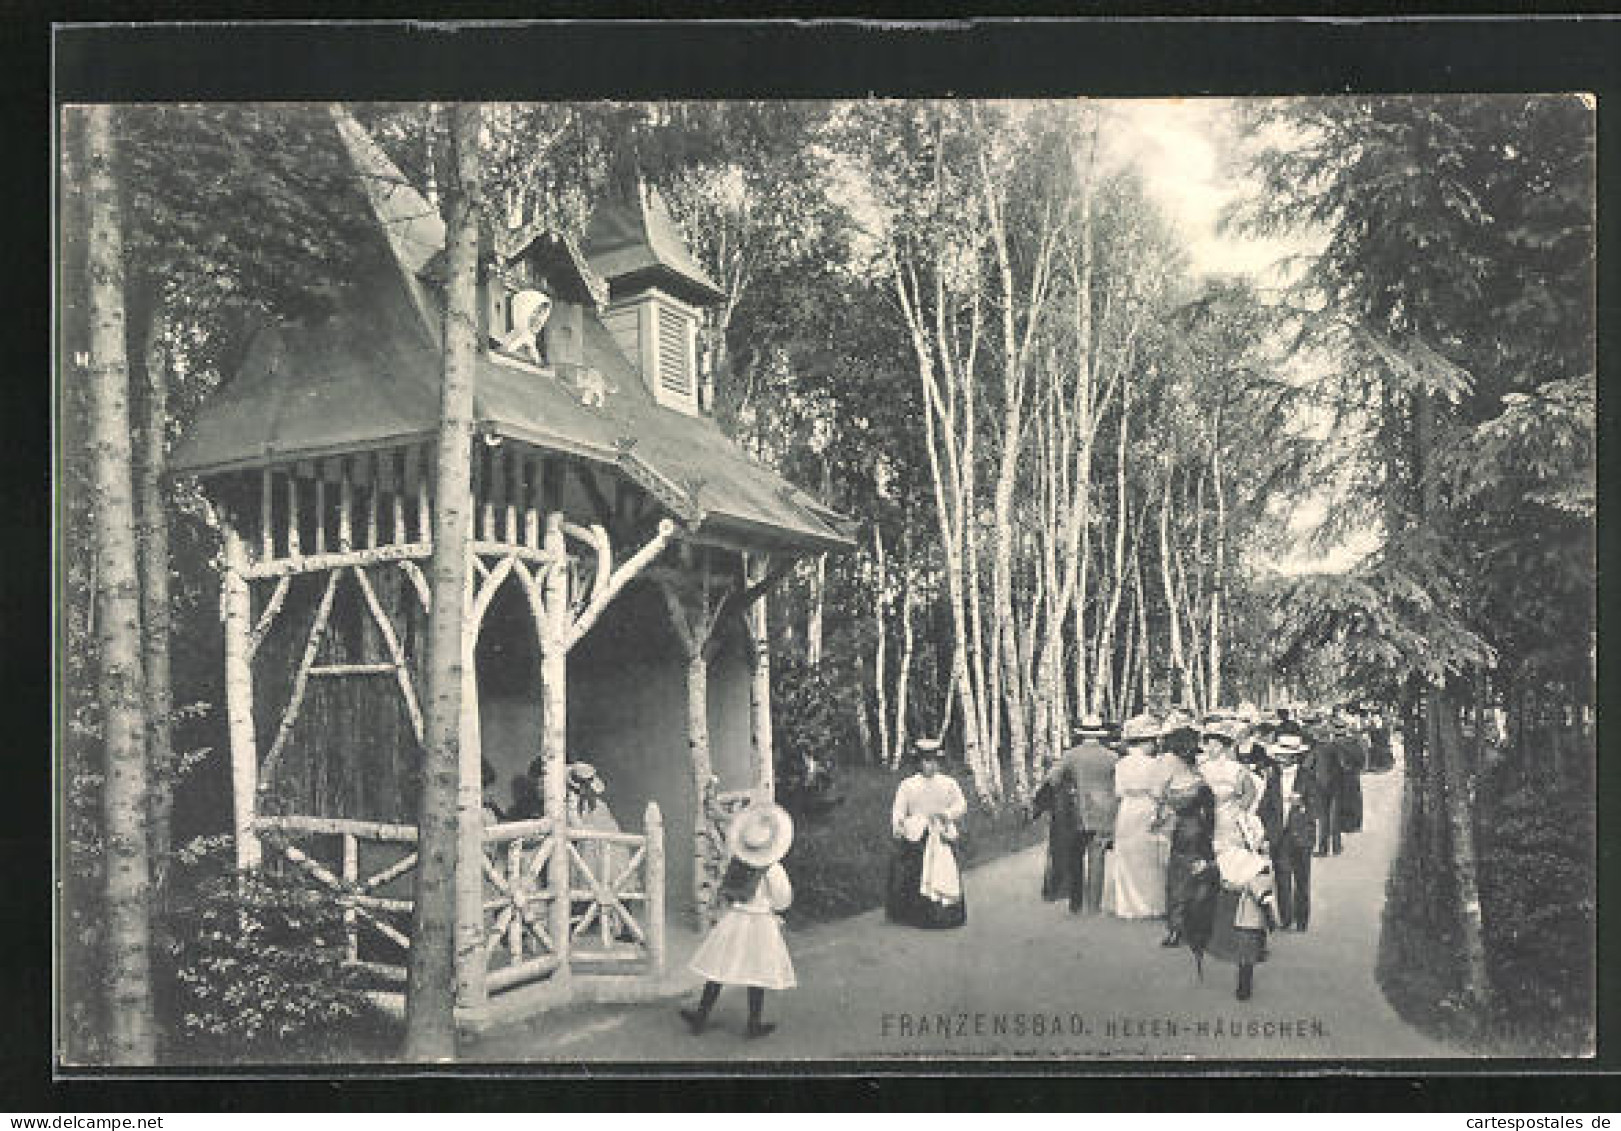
[1258,733,1318,931]
[1307,716,1345,856]
[1031,713,1119,913]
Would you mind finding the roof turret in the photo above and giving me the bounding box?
[581,183,726,307]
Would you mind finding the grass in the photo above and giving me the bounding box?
[779,761,1044,929]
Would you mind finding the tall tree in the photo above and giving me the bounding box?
[1244,94,1596,1011]
[403,101,483,1060]
[82,103,157,1065]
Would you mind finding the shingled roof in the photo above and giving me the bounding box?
[170,106,852,555]
[581,183,726,306]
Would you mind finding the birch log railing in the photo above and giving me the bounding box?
[253,803,666,994]
[254,814,419,986]
[566,802,665,971]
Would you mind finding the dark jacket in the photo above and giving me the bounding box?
[1308,730,1343,796]
[1258,759,1318,849]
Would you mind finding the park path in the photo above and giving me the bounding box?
[469,754,1456,1062]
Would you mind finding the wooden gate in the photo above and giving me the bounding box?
[253,802,665,999]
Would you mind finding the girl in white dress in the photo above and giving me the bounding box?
[682,802,796,1038]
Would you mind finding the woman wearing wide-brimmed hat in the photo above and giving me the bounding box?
[885,737,969,929]
[681,801,797,1038]
[1101,714,1172,920]
[1201,721,1277,1000]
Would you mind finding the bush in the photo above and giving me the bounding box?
[1474,783,1595,1053]
[166,839,380,1061]
[771,655,863,787]
[1378,766,1596,1055]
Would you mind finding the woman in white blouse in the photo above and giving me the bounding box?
[885,737,969,929]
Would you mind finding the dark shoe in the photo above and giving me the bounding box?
[746,1021,777,1039]
[1160,930,1181,948]
[1313,849,1328,857]
[679,1009,709,1035]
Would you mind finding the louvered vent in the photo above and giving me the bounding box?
[657,305,692,399]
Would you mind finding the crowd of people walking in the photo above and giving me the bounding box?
[684,703,1390,1036]
[1028,704,1385,1000]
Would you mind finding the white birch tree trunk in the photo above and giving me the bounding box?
[405,101,481,1061]
[135,312,174,895]
[83,103,157,1065]
[892,535,916,769]
[873,526,891,765]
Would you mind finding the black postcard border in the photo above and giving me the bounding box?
[21,11,1621,1112]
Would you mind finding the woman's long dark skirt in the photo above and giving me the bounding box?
[886,838,968,929]
[1339,773,1364,833]
[1167,853,1218,948]
[1206,887,1265,964]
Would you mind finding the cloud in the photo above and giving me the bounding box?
[1101,98,1322,284]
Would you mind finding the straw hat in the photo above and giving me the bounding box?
[1269,733,1312,759]
[1121,714,1162,743]
[727,802,795,868]
[1074,712,1109,739]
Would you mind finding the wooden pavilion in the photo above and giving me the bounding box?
[170,108,852,1022]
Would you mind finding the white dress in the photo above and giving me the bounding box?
[1200,755,1260,852]
[1102,752,1171,918]
[689,862,797,990]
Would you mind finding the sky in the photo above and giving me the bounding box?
[1098,98,1377,576]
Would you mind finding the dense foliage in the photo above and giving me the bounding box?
[1240,95,1595,1047]
[166,840,380,1061]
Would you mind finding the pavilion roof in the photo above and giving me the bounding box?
[170,108,852,555]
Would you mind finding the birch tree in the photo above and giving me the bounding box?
[82,103,157,1065]
[404,100,483,1061]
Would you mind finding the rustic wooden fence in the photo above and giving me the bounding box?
[253,801,665,998]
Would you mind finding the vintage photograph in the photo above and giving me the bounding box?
[56,93,1596,1067]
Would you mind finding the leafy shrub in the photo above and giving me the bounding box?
[166,838,377,1061]
[771,655,863,787]
[1475,782,1595,1052]
[1379,758,1596,1055]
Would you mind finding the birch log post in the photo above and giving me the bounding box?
[657,567,716,922]
[222,527,261,871]
[744,552,774,795]
[645,801,666,974]
[403,99,480,1062]
[540,512,572,976]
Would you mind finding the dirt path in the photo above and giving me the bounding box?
[470,756,1455,1062]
